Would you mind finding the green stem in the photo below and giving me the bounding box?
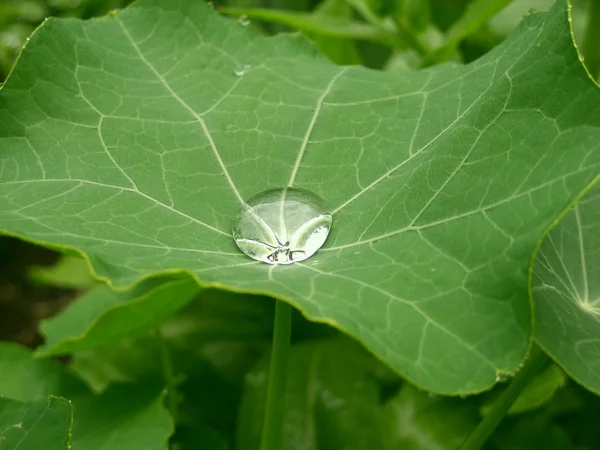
[581,0,600,81]
[260,300,293,450]
[157,327,178,422]
[459,345,550,450]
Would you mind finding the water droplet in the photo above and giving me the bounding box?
[238,14,250,26]
[427,392,437,398]
[459,393,467,399]
[233,63,252,77]
[495,374,508,383]
[232,188,332,264]
[579,54,585,62]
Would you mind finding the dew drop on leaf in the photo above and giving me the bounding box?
[232,188,332,265]
[238,14,250,26]
[233,63,251,76]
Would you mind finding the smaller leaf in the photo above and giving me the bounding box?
[0,343,173,450]
[29,255,97,289]
[0,396,73,450]
[480,364,567,416]
[70,334,165,392]
[533,181,600,394]
[70,382,173,450]
[38,276,201,356]
[0,343,88,402]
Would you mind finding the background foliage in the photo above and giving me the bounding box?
[0,0,599,449]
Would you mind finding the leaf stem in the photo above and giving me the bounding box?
[260,299,293,450]
[459,345,550,450]
[581,0,600,81]
[157,327,178,422]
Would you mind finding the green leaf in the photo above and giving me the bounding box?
[236,338,390,450]
[38,276,200,356]
[0,343,88,402]
[480,364,567,416]
[70,382,173,450]
[506,364,566,414]
[0,396,73,450]
[382,384,480,450]
[306,0,363,65]
[533,180,600,394]
[0,0,599,393]
[424,0,514,64]
[220,6,392,44]
[29,254,97,289]
[69,334,167,392]
[0,343,173,450]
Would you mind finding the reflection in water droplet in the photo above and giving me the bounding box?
[238,14,250,26]
[232,188,332,264]
[233,63,252,77]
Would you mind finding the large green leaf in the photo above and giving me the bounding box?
[38,276,200,356]
[0,0,599,393]
[70,382,173,450]
[0,343,173,450]
[533,180,600,393]
[0,397,73,450]
[0,343,88,402]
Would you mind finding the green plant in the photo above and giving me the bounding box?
[0,0,599,449]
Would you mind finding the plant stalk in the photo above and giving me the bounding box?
[459,345,550,450]
[157,327,178,422]
[260,300,293,450]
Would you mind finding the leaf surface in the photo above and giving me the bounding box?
[236,338,388,450]
[0,0,599,392]
[0,397,73,450]
[38,276,200,356]
[533,180,600,394]
[480,364,567,415]
[0,343,173,450]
